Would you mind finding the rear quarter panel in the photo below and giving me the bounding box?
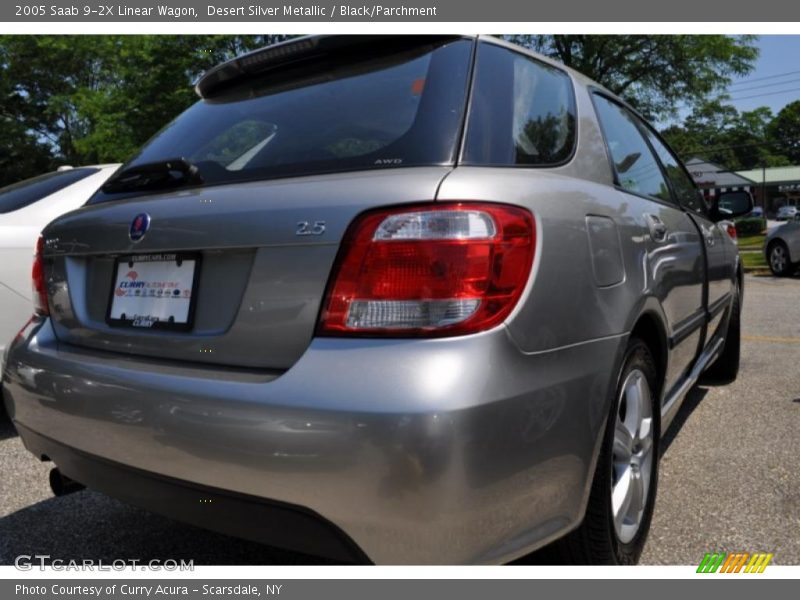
[438,76,656,353]
[437,168,651,353]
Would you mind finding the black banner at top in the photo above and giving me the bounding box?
[4,0,800,22]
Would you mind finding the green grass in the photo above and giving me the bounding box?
[737,233,766,249]
[741,251,768,270]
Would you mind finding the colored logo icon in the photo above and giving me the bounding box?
[697,552,773,573]
[129,213,151,242]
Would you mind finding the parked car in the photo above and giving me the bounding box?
[764,212,800,276]
[776,205,798,220]
[749,206,764,218]
[0,165,119,357]
[2,36,751,565]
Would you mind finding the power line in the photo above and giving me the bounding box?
[728,69,800,88]
[674,86,798,108]
[728,86,800,102]
[688,84,800,104]
[727,77,800,94]
[670,72,800,108]
[676,139,782,157]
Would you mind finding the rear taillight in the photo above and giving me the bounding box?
[725,222,737,241]
[32,235,49,316]
[318,202,535,337]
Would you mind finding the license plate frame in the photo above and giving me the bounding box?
[106,252,201,331]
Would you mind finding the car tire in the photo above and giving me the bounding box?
[702,282,741,384]
[545,337,660,565]
[768,241,792,277]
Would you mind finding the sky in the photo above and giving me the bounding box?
[727,35,800,115]
[666,35,800,126]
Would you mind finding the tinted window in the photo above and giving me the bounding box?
[0,168,99,214]
[91,39,473,204]
[593,95,671,202]
[462,43,576,166]
[642,128,707,214]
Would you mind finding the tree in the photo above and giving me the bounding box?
[0,43,52,186]
[661,100,792,170]
[768,101,800,163]
[503,35,758,120]
[0,121,52,188]
[0,35,294,186]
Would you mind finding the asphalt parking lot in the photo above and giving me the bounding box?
[640,273,800,565]
[1,274,798,566]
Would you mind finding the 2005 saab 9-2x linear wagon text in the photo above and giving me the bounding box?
[2,35,752,565]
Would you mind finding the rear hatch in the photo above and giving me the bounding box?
[40,36,473,370]
[42,169,451,369]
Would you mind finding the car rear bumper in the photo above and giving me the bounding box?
[3,318,625,564]
[15,424,369,563]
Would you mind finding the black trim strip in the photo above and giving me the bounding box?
[669,309,706,349]
[708,292,732,319]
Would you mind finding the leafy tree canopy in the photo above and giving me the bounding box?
[661,100,793,170]
[768,100,800,164]
[0,35,292,187]
[503,35,758,121]
[2,35,796,189]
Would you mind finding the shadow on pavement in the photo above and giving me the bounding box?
[0,489,334,565]
[0,419,17,442]
[659,386,708,457]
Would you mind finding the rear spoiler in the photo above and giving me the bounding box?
[195,35,466,98]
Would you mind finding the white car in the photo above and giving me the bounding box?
[776,205,799,220]
[0,165,119,355]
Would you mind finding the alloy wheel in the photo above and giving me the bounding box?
[611,369,654,544]
[770,245,787,274]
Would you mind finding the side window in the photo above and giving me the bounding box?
[463,43,576,166]
[642,128,707,214]
[592,95,672,203]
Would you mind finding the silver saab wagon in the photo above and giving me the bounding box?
[2,35,751,564]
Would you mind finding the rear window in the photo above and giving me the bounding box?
[90,38,473,204]
[0,168,99,214]
[462,43,576,166]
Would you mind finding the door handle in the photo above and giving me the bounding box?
[645,214,668,242]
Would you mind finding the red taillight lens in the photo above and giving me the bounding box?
[725,222,737,241]
[32,235,49,316]
[318,202,535,337]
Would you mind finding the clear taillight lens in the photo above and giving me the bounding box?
[32,235,49,316]
[317,202,535,337]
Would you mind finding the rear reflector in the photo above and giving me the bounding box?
[347,298,481,329]
[318,202,535,337]
[32,235,49,316]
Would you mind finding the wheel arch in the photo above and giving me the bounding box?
[575,300,669,530]
[766,236,790,262]
[623,297,670,404]
[628,312,668,403]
